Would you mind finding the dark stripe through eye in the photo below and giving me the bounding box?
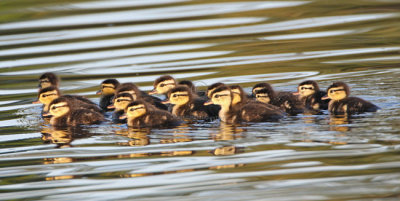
[160,83,175,87]
[330,89,345,93]
[51,105,67,110]
[172,94,188,98]
[129,106,145,111]
[215,94,229,98]
[301,87,314,90]
[42,93,57,98]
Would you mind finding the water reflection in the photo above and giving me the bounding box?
[329,115,351,132]
[41,126,92,148]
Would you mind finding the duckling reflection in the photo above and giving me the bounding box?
[41,126,92,148]
[212,122,245,141]
[329,114,352,132]
[209,145,244,156]
[160,124,192,144]
[115,128,151,146]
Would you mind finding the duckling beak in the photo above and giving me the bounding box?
[107,104,115,109]
[292,92,300,96]
[321,95,330,100]
[42,112,52,117]
[119,114,127,120]
[161,100,170,104]
[148,89,157,95]
[32,100,41,104]
[96,90,102,95]
[204,100,213,105]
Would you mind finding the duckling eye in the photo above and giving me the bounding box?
[172,94,177,98]
[129,108,135,111]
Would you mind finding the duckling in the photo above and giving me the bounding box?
[108,93,134,123]
[322,82,379,115]
[231,85,281,111]
[207,82,226,99]
[252,83,303,115]
[178,80,207,97]
[164,85,219,120]
[38,72,59,89]
[148,75,177,96]
[47,97,104,127]
[206,86,283,124]
[34,86,101,115]
[123,100,180,128]
[293,80,329,111]
[115,83,167,110]
[96,79,120,111]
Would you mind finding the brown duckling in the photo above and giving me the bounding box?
[164,85,219,120]
[178,80,207,97]
[148,75,177,96]
[38,72,59,89]
[252,83,303,115]
[123,100,180,128]
[231,85,282,112]
[33,86,101,115]
[322,82,379,115]
[206,86,283,124]
[115,82,167,110]
[46,97,104,127]
[293,80,329,111]
[96,79,120,111]
[108,93,134,123]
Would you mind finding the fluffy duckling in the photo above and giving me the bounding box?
[178,80,207,97]
[164,85,219,120]
[323,82,379,115]
[46,97,104,127]
[148,75,177,96]
[293,80,329,111]
[96,79,120,111]
[115,83,167,110]
[252,83,303,115]
[123,100,180,128]
[34,86,101,115]
[206,86,283,124]
[38,72,59,89]
[108,93,134,123]
[207,82,226,99]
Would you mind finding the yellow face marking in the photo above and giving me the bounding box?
[255,93,270,104]
[252,87,264,95]
[101,84,116,95]
[211,91,232,108]
[39,78,52,88]
[126,104,146,119]
[298,84,315,97]
[169,91,189,105]
[39,90,60,111]
[328,87,347,101]
[231,88,241,106]
[114,97,133,111]
[155,80,176,94]
[49,102,70,118]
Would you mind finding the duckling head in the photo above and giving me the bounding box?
[149,75,176,95]
[39,72,59,88]
[115,83,140,100]
[230,85,246,106]
[252,83,274,97]
[207,86,232,109]
[111,93,134,111]
[34,86,60,111]
[178,80,197,94]
[49,97,71,118]
[254,88,271,104]
[167,86,191,106]
[97,79,119,96]
[126,100,148,119]
[295,80,320,98]
[207,82,226,99]
[325,82,350,101]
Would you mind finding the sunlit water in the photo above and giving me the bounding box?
[1,0,400,200]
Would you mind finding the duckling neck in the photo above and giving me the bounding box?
[219,104,233,122]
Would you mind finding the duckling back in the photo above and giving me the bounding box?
[69,109,104,126]
[329,97,379,115]
[129,109,180,128]
[239,102,284,122]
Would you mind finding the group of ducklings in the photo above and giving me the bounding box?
[34,73,379,128]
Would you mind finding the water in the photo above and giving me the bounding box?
[1,0,400,200]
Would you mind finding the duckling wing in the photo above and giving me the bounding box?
[146,110,180,128]
[70,109,104,125]
[141,91,168,110]
[344,97,379,114]
[274,92,304,115]
[240,103,283,122]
